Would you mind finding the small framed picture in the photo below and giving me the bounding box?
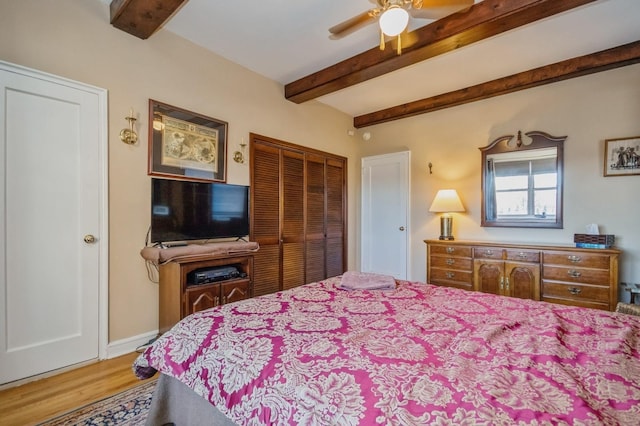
[148,99,227,182]
[603,136,640,177]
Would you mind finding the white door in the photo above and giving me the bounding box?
[361,151,410,279]
[0,62,108,384]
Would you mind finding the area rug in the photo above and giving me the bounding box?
[38,380,156,426]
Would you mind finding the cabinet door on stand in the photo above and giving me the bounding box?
[185,285,219,316]
[474,259,503,295]
[222,280,250,305]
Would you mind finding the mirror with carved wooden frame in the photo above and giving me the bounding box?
[480,130,565,228]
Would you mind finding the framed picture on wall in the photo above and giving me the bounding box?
[148,99,227,182]
[604,136,640,177]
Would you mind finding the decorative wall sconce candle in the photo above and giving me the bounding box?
[120,108,138,145]
[233,139,247,164]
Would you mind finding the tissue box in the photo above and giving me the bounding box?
[574,234,615,248]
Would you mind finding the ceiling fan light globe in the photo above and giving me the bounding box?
[379,6,409,36]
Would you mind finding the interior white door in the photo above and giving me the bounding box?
[0,62,107,384]
[361,151,410,279]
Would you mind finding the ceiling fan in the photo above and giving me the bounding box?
[329,0,473,54]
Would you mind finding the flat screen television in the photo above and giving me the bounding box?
[150,178,249,244]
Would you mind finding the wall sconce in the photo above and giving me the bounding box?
[233,139,247,164]
[429,189,465,240]
[120,108,138,145]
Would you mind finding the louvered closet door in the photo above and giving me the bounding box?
[251,142,281,296]
[306,155,326,283]
[251,133,347,295]
[282,150,305,290]
[326,158,346,278]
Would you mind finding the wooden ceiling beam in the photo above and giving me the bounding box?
[353,40,640,128]
[110,0,188,40]
[284,0,598,104]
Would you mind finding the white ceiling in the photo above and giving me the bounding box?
[162,0,640,120]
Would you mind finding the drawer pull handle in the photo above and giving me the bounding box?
[567,255,582,263]
[446,258,455,265]
[505,277,510,291]
[485,250,494,256]
[445,272,455,279]
[568,270,582,278]
[446,247,455,254]
[568,287,582,295]
[517,252,527,259]
[499,276,504,290]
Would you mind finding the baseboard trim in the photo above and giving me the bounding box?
[106,330,159,359]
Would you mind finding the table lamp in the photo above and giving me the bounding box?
[429,189,465,240]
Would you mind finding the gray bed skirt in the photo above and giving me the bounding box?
[146,374,238,426]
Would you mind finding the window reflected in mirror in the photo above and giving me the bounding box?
[481,131,565,228]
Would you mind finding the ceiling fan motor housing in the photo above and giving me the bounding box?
[379,6,410,36]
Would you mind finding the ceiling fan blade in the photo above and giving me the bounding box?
[410,0,473,20]
[329,10,377,39]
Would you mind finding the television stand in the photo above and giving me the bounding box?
[158,252,254,333]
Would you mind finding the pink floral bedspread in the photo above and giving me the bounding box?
[134,277,640,425]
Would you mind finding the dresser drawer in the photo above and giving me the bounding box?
[430,268,473,287]
[429,256,473,271]
[505,249,540,263]
[541,281,610,306]
[542,266,611,286]
[430,245,472,257]
[543,251,611,269]
[473,247,503,260]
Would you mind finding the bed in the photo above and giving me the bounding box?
[134,274,640,425]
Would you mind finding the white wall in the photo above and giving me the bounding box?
[358,64,640,301]
[1,0,638,347]
[0,0,361,342]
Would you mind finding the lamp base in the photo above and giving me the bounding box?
[439,215,454,241]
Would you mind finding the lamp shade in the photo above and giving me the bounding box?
[429,189,465,213]
[379,6,409,36]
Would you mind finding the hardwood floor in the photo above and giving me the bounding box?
[0,352,154,426]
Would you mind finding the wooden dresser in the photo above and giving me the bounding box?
[425,240,620,311]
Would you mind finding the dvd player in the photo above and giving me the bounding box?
[188,266,245,285]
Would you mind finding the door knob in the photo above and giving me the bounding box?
[399,226,405,231]
[84,234,97,244]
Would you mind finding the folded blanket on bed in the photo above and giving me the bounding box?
[338,270,396,291]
